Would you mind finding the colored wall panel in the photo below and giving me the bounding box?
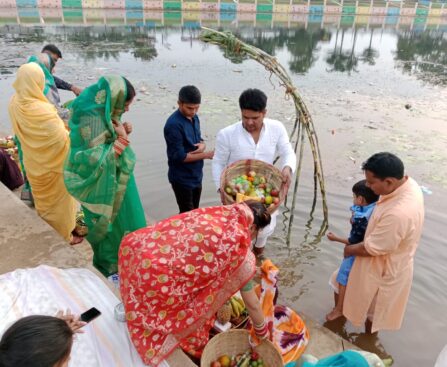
[62,0,82,7]
[429,8,442,16]
[17,0,38,7]
[126,0,142,9]
[105,0,125,8]
[387,7,400,16]
[220,2,236,12]
[291,4,308,13]
[342,5,355,14]
[238,3,256,12]
[83,0,103,8]
[200,2,218,11]
[309,4,323,13]
[0,0,17,7]
[38,0,62,7]
[182,1,200,10]
[257,4,273,12]
[400,7,416,16]
[371,6,386,15]
[324,5,341,14]
[357,6,370,14]
[416,8,429,16]
[274,4,290,13]
[163,1,181,10]
[143,1,162,9]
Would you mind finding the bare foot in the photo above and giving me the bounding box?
[70,235,84,245]
[326,308,344,321]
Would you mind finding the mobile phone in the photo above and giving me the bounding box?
[80,307,101,323]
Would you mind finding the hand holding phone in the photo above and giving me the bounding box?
[55,309,87,333]
[80,307,102,323]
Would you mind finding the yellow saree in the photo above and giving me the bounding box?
[8,63,76,241]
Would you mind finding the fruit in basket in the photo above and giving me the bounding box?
[224,171,279,209]
[229,297,245,318]
[218,355,231,367]
[216,302,232,324]
[211,361,221,367]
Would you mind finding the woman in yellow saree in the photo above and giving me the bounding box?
[8,63,77,242]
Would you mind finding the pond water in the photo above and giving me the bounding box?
[0,17,446,367]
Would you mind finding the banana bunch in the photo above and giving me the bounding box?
[229,296,246,318]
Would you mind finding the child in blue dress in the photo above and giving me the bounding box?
[326,179,379,321]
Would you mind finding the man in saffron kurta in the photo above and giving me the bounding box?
[342,152,424,333]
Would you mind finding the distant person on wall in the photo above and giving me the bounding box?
[42,44,83,96]
[212,88,296,261]
[325,179,379,321]
[163,85,214,213]
[330,152,425,333]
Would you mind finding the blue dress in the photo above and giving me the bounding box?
[336,202,376,286]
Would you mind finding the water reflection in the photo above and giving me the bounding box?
[325,28,359,74]
[1,23,445,84]
[395,30,447,85]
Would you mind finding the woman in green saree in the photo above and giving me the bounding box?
[64,76,147,276]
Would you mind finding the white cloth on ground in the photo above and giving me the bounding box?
[0,265,170,367]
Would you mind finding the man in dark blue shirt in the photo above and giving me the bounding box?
[164,86,214,213]
[42,44,82,96]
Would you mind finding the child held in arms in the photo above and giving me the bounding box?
[326,179,379,321]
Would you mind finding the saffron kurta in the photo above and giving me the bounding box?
[343,177,424,332]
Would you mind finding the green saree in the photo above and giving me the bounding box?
[64,76,146,276]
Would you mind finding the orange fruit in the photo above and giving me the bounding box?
[218,355,231,367]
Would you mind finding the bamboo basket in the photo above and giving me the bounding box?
[201,329,283,367]
[220,159,286,214]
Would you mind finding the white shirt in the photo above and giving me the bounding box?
[212,118,297,190]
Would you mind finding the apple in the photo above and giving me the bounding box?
[264,196,273,205]
[273,197,280,205]
[270,189,279,197]
[211,361,221,367]
[248,171,256,178]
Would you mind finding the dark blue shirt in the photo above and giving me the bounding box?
[164,109,204,189]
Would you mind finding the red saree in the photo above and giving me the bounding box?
[119,203,256,366]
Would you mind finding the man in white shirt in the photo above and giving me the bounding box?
[212,89,296,259]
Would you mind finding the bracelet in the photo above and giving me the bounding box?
[253,320,265,329]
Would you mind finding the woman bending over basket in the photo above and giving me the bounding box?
[119,201,276,366]
[119,201,309,366]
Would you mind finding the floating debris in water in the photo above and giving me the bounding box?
[420,185,433,195]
